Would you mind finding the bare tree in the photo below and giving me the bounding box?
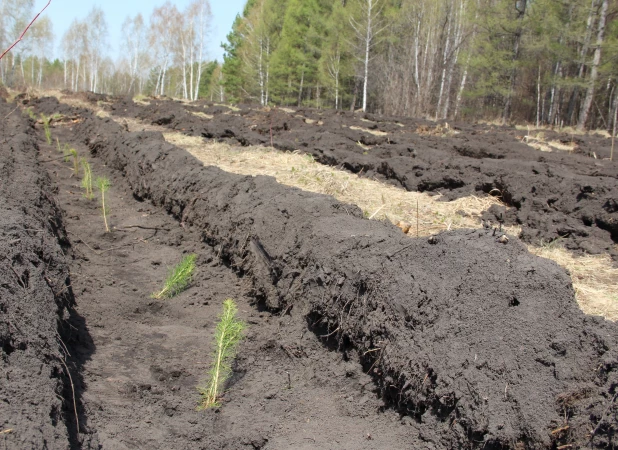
[121,14,146,95]
[349,0,385,112]
[149,2,178,96]
[29,16,53,88]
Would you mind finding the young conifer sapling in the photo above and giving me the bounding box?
[95,176,111,232]
[152,254,197,299]
[41,114,52,144]
[198,299,245,410]
[81,159,94,199]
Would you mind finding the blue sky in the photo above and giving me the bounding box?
[32,0,246,61]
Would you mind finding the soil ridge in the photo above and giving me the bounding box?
[0,102,77,448]
[102,97,618,258]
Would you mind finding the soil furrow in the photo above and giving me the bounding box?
[29,102,421,449]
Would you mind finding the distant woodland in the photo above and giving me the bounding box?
[1,0,617,128]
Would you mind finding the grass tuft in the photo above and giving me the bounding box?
[198,299,245,410]
[152,254,197,299]
[95,176,111,232]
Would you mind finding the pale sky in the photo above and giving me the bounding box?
[32,0,247,62]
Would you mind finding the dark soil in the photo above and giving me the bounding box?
[12,100,421,449]
[104,97,618,258]
[27,97,618,449]
[4,94,616,449]
[0,102,73,448]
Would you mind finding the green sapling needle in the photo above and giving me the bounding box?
[95,176,111,232]
[198,299,245,410]
[152,254,197,299]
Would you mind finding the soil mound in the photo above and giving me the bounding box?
[71,108,617,448]
[0,103,74,447]
[106,98,618,258]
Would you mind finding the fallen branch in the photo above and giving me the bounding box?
[0,0,52,61]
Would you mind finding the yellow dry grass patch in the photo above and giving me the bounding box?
[529,244,618,321]
[416,123,458,137]
[515,123,612,139]
[190,111,214,120]
[349,125,388,136]
[164,132,616,321]
[163,133,516,237]
[522,131,578,153]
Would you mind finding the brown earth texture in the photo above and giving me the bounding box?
[0,94,616,450]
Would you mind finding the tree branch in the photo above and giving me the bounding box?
[0,0,52,61]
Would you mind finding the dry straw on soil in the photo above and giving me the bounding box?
[164,133,513,235]
[164,133,617,321]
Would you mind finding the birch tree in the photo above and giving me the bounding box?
[349,0,385,112]
[121,14,147,95]
[149,3,178,96]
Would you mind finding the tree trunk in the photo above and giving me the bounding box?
[578,0,608,131]
[362,0,372,112]
[503,0,527,124]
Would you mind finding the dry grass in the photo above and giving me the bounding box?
[164,133,518,237]
[164,132,616,321]
[349,125,388,136]
[515,123,612,138]
[190,111,214,120]
[529,244,618,320]
[416,123,458,137]
[522,130,578,153]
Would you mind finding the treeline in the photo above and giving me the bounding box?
[0,0,220,100]
[1,0,617,129]
[222,0,618,129]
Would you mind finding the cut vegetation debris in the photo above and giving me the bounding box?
[152,253,197,299]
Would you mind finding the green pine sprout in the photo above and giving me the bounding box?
[95,176,111,232]
[198,299,245,410]
[66,148,79,175]
[62,144,72,162]
[41,114,52,144]
[81,159,94,199]
[24,107,37,120]
[152,254,197,299]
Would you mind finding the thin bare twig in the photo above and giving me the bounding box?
[0,0,52,61]
[3,105,19,119]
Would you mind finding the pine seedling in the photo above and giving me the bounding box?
[63,144,72,162]
[68,148,79,175]
[95,176,111,232]
[81,159,94,199]
[198,299,245,410]
[152,254,197,299]
[56,138,62,152]
[41,114,52,144]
